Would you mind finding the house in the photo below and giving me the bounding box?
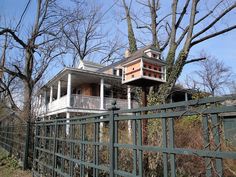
[36,45,167,119]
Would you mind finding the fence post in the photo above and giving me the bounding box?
[202,115,212,177]
[211,114,223,176]
[109,100,119,177]
[52,120,58,177]
[23,121,30,170]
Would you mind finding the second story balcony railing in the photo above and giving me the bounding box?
[38,94,139,115]
[71,94,139,110]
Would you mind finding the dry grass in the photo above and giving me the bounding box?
[0,148,32,177]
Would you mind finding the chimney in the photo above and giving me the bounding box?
[124,49,131,58]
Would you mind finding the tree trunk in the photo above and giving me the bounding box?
[22,81,33,122]
[122,0,137,53]
[149,0,160,50]
[157,50,188,103]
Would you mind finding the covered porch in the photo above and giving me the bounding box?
[37,68,138,117]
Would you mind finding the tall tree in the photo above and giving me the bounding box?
[122,0,236,102]
[122,0,137,53]
[0,0,64,121]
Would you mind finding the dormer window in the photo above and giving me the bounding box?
[119,69,122,77]
[113,68,117,75]
[152,53,157,58]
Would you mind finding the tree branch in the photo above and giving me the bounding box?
[0,28,27,48]
[192,2,236,40]
[191,24,236,46]
[175,0,191,28]
[184,57,206,65]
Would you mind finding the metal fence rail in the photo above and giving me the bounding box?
[31,95,236,177]
[0,118,34,169]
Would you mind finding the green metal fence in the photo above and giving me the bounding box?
[32,95,236,177]
[0,117,34,169]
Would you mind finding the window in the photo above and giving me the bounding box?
[119,69,122,77]
[154,67,157,70]
[113,68,117,75]
[132,75,134,78]
[148,65,151,69]
[152,53,157,58]
[133,68,135,70]
[148,74,151,77]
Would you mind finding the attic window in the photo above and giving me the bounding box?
[113,69,117,75]
[119,69,122,76]
[152,54,157,58]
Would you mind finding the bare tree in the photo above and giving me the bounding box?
[0,0,65,121]
[194,55,232,96]
[184,75,199,91]
[229,81,236,94]
[121,0,236,102]
[60,1,125,66]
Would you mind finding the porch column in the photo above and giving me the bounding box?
[57,80,61,100]
[44,90,47,104]
[185,92,188,101]
[66,112,70,135]
[127,86,132,134]
[100,78,104,110]
[39,94,42,106]
[67,73,71,107]
[127,86,132,109]
[44,90,47,114]
[49,86,53,103]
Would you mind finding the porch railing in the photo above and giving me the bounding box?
[38,94,139,115]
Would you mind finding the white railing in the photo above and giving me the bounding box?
[105,97,128,110]
[71,94,100,109]
[38,94,139,115]
[48,95,68,110]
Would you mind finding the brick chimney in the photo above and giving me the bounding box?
[124,49,131,58]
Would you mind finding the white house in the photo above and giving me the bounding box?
[36,45,166,119]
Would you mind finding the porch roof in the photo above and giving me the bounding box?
[40,67,122,91]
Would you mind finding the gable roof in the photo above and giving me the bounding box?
[98,45,163,72]
[82,60,104,68]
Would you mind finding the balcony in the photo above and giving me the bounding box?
[38,94,139,116]
[71,94,139,110]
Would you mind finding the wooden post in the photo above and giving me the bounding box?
[141,86,148,144]
[141,86,148,175]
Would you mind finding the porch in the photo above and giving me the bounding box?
[37,68,138,117]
